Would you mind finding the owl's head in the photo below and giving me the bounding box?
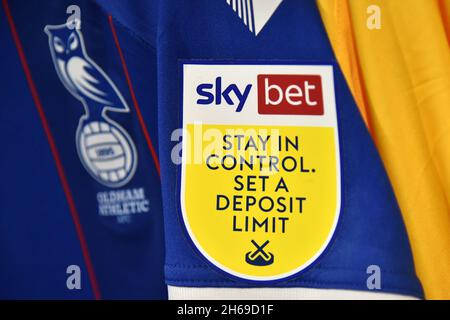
[44,23,84,58]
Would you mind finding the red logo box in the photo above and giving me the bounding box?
[257,74,324,115]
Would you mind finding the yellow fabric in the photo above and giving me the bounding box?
[318,0,450,299]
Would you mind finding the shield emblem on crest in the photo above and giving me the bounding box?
[179,62,341,281]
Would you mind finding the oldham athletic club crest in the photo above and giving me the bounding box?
[44,22,137,188]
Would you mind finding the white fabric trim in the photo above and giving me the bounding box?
[168,286,418,300]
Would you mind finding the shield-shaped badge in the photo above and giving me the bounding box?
[180,62,341,282]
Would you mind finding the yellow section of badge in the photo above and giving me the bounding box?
[182,124,340,280]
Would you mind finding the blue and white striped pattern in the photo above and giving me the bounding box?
[226,0,256,34]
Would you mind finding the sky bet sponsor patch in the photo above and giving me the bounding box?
[179,62,341,281]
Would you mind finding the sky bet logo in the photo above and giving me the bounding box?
[196,74,324,115]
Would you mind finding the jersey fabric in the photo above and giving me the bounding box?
[318,0,450,299]
[156,0,422,299]
[0,0,428,300]
[0,0,165,299]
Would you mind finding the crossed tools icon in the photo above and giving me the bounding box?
[245,240,274,266]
